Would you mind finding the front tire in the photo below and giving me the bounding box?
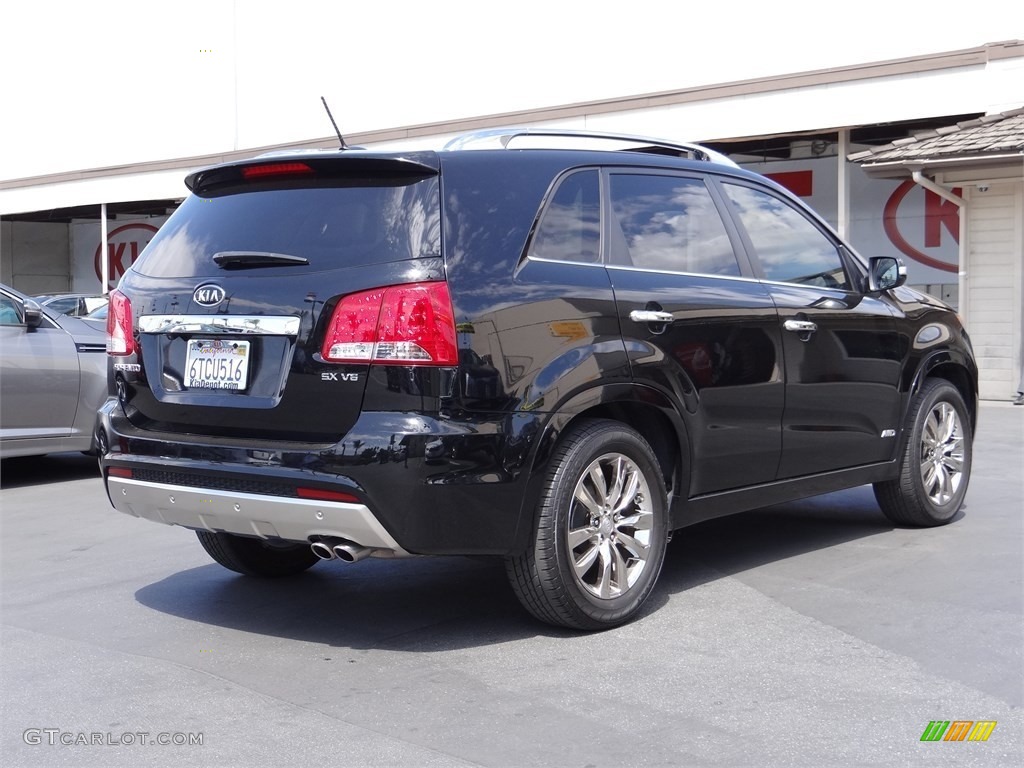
[196,531,320,577]
[506,419,670,630]
[873,378,972,527]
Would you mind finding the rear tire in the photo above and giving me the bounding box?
[873,379,972,527]
[196,531,320,577]
[506,419,669,630]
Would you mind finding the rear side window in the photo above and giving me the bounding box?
[722,183,849,290]
[608,174,740,276]
[133,178,441,278]
[528,170,601,264]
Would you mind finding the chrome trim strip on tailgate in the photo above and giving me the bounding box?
[107,477,410,557]
[138,315,301,335]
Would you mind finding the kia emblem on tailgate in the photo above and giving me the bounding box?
[193,284,226,307]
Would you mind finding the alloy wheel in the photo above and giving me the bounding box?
[567,452,655,599]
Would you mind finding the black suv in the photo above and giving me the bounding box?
[97,129,977,630]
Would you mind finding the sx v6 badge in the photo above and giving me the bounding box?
[322,372,359,382]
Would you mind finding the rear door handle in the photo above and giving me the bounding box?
[629,310,674,324]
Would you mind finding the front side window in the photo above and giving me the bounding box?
[722,183,849,289]
[0,295,22,325]
[608,174,740,276]
[529,170,601,264]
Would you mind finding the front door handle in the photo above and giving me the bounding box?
[784,318,818,337]
[782,319,815,333]
[629,310,674,324]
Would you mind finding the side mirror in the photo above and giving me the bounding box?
[868,257,907,292]
[23,299,44,328]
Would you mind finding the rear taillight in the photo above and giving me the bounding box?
[106,289,135,356]
[321,281,457,365]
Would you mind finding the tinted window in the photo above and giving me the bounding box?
[529,170,600,264]
[0,295,21,325]
[132,178,441,278]
[609,174,739,276]
[44,297,78,315]
[723,183,849,289]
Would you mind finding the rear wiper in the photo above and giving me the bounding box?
[213,251,309,269]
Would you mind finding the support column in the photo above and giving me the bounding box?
[837,130,850,241]
[100,203,109,294]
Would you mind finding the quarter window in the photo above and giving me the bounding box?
[529,170,601,264]
[609,175,740,276]
[722,183,849,289]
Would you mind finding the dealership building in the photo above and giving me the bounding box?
[1,40,1022,400]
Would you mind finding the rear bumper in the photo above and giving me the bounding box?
[96,398,542,556]
[107,475,409,555]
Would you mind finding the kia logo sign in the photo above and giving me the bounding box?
[193,285,226,307]
[883,181,961,273]
[94,222,160,289]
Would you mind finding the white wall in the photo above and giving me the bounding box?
[1,221,11,285]
[0,222,71,295]
[965,182,1024,399]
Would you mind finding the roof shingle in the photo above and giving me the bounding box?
[848,107,1024,165]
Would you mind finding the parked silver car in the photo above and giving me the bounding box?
[35,292,109,318]
[0,283,107,458]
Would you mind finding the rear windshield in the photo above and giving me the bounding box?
[132,177,441,278]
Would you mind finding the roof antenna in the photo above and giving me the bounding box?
[320,96,348,149]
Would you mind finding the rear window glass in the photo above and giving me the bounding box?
[132,178,441,278]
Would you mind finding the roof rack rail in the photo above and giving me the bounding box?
[443,128,738,167]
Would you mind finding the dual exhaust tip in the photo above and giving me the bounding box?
[310,537,373,563]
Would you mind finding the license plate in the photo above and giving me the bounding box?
[185,339,250,391]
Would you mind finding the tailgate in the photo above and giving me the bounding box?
[113,154,442,443]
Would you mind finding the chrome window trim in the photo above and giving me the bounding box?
[599,263,861,293]
[527,255,607,269]
[756,277,859,295]
[604,263,759,283]
[138,315,301,335]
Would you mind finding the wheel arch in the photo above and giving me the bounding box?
[509,382,690,554]
[907,351,978,435]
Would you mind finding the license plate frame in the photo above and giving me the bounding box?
[185,339,250,391]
